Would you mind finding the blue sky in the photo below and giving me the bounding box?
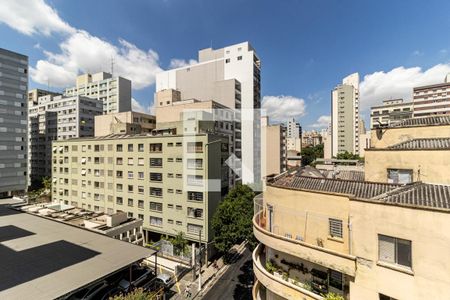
[1,0,450,129]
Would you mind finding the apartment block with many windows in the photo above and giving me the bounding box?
[51,131,229,244]
[94,111,156,136]
[412,74,450,117]
[28,94,103,185]
[64,72,131,114]
[0,48,28,197]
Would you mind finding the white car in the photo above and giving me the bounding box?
[155,273,172,286]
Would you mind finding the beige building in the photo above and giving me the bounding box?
[253,171,450,300]
[302,130,322,148]
[156,42,261,185]
[370,99,413,129]
[261,116,287,179]
[331,73,360,156]
[51,130,229,244]
[94,111,156,136]
[365,115,450,184]
[412,74,450,117]
[64,72,132,114]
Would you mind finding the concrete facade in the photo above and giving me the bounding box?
[94,111,156,136]
[331,73,360,157]
[28,94,103,184]
[64,72,131,114]
[156,42,261,185]
[370,99,413,129]
[0,48,28,196]
[412,74,450,117]
[51,131,229,243]
[261,116,287,178]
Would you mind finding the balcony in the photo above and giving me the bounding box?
[253,195,356,277]
[253,244,323,300]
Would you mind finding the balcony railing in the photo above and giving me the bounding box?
[253,194,356,277]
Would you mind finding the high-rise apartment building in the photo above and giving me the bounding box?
[370,99,413,129]
[156,42,261,185]
[0,48,28,197]
[286,118,302,152]
[51,130,229,245]
[28,94,103,184]
[331,73,360,157]
[261,116,287,178]
[412,74,450,117]
[94,111,156,137]
[64,72,131,114]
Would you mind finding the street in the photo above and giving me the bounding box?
[202,248,253,300]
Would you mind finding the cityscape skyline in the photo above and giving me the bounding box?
[1,0,450,129]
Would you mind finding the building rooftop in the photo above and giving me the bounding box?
[387,138,450,150]
[0,202,155,300]
[388,115,450,128]
[269,171,450,212]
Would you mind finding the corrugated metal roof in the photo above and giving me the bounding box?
[388,138,450,150]
[271,175,399,199]
[389,115,450,128]
[321,170,365,181]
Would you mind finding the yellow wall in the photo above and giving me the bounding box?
[364,149,450,184]
[371,125,450,148]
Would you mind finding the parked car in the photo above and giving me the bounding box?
[155,273,172,287]
[67,280,108,300]
[117,266,155,292]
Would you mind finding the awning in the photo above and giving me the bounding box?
[81,158,86,163]
[81,169,87,175]
[59,146,63,152]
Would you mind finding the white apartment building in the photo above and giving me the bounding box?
[286,118,302,152]
[28,94,103,184]
[370,99,413,129]
[64,72,131,114]
[156,42,261,185]
[331,73,360,157]
[0,48,28,196]
[412,74,450,117]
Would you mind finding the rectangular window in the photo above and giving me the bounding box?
[150,143,162,152]
[116,144,123,152]
[150,202,163,212]
[116,157,123,165]
[176,205,182,210]
[138,214,144,220]
[116,170,123,178]
[150,172,162,182]
[138,200,144,209]
[116,197,123,205]
[128,171,133,179]
[387,169,413,184]
[128,199,133,207]
[187,175,203,186]
[128,158,133,165]
[329,218,343,238]
[188,191,203,202]
[378,234,412,268]
[138,172,144,180]
[128,144,133,152]
[168,219,174,224]
[150,216,163,227]
[138,186,144,194]
[187,159,203,170]
[187,207,203,219]
[176,221,182,226]
[116,184,123,191]
[150,157,163,167]
[138,144,144,152]
[150,187,163,197]
[128,185,133,193]
[187,223,203,234]
[187,142,203,153]
[138,158,145,166]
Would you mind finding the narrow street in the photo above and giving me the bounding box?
[202,248,253,300]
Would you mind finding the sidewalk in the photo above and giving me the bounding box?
[168,241,248,299]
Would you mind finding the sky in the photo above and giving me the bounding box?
[1,0,450,130]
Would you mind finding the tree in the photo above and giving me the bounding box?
[170,231,189,256]
[111,288,161,300]
[323,292,344,300]
[211,184,256,253]
[335,151,360,160]
[301,144,324,166]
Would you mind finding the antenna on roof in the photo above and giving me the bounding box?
[111,56,115,77]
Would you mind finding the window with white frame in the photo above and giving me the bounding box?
[378,234,412,268]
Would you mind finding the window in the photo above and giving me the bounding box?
[116,144,123,152]
[138,158,145,166]
[188,207,203,219]
[116,157,123,165]
[187,223,203,234]
[176,157,182,163]
[150,216,163,227]
[138,186,144,194]
[168,204,174,209]
[138,214,144,220]
[116,170,123,178]
[167,158,174,162]
[188,191,203,202]
[128,185,134,193]
[138,200,144,209]
[176,205,182,210]
[150,187,163,197]
[329,270,343,291]
[128,144,133,152]
[150,158,163,167]
[150,202,163,212]
[168,173,174,178]
[150,172,162,182]
[116,184,123,191]
[237,56,242,60]
[187,142,203,153]
[116,197,123,205]
[187,159,203,170]
[150,143,162,152]
[128,199,133,207]
[128,212,134,218]
[176,221,182,226]
[138,172,144,180]
[128,158,134,165]
[138,144,144,152]
[187,175,203,186]
[387,169,413,184]
[378,234,412,268]
[225,58,230,63]
[329,218,343,238]
[128,171,133,179]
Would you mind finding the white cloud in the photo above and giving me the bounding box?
[0,0,74,36]
[132,98,155,115]
[169,58,198,69]
[1,0,163,90]
[359,64,450,112]
[30,30,163,89]
[310,115,331,128]
[262,95,306,121]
